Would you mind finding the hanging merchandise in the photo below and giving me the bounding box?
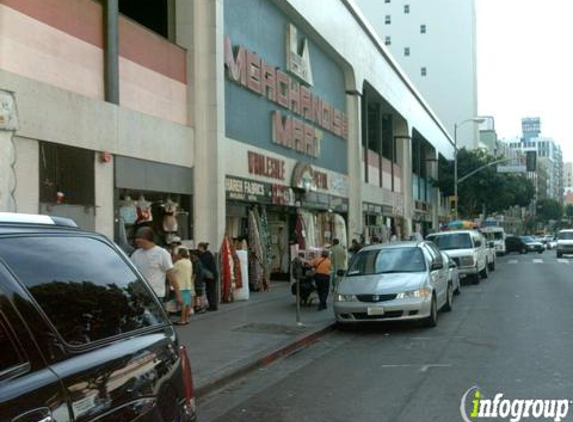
[117,217,135,255]
[135,195,153,224]
[295,210,307,250]
[259,207,272,290]
[119,195,137,225]
[230,242,243,290]
[234,250,250,301]
[220,236,234,303]
[301,210,317,249]
[333,213,348,248]
[248,210,264,291]
[163,197,179,232]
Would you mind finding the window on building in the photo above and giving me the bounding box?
[421,24,427,34]
[39,143,95,206]
[367,103,381,153]
[382,115,395,162]
[421,67,427,76]
[385,0,390,3]
[119,0,172,40]
[385,36,392,46]
[404,47,410,56]
[404,4,410,13]
[385,15,391,24]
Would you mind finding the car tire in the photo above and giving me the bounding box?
[488,259,495,272]
[538,249,543,254]
[454,282,461,295]
[423,295,438,328]
[557,252,562,258]
[480,264,489,279]
[471,273,480,285]
[443,284,453,312]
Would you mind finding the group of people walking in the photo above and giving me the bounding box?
[291,238,348,311]
[130,226,219,325]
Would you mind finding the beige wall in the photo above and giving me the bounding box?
[13,136,39,214]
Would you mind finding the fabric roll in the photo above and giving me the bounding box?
[234,250,250,301]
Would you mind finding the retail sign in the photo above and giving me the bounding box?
[224,35,348,159]
[226,177,269,203]
[248,151,285,180]
[286,24,313,86]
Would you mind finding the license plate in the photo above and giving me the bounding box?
[367,307,385,316]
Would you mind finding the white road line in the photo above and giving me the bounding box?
[379,364,453,372]
[508,259,518,264]
[558,259,569,264]
[533,259,544,264]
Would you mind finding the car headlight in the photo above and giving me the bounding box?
[334,294,358,302]
[460,256,474,267]
[396,287,432,299]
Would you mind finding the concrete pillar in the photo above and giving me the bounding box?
[95,155,114,238]
[346,92,363,243]
[177,0,226,247]
[394,119,412,238]
[103,0,120,104]
[13,137,39,214]
[426,147,439,230]
[0,90,18,212]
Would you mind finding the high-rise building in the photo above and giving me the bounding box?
[355,0,479,149]
[522,117,541,141]
[563,162,573,192]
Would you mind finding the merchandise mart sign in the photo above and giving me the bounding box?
[224,31,349,159]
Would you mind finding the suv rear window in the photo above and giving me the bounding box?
[0,236,166,346]
[558,232,573,240]
[426,233,473,250]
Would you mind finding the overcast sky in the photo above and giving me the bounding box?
[477,0,573,161]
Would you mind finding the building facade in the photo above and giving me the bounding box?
[563,162,573,193]
[0,0,454,275]
[354,0,479,150]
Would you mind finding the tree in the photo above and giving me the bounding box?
[536,198,563,223]
[566,204,573,218]
[433,148,535,218]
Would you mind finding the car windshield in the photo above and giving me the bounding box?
[346,247,426,276]
[520,236,535,243]
[426,233,473,250]
[558,232,573,240]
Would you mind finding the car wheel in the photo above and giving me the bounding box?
[471,273,480,285]
[423,295,438,328]
[454,280,461,295]
[480,263,489,279]
[519,247,526,254]
[557,252,562,258]
[488,259,495,272]
[443,284,453,312]
[538,249,543,254]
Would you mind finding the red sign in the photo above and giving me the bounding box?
[248,151,285,180]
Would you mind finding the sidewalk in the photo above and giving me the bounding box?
[173,282,335,396]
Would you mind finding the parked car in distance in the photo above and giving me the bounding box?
[520,235,545,253]
[505,235,529,254]
[546,235,557,250]
[0,212,197,422]
[556,229,573,258]
[441,251,461,295]
[481,226,506,255]
[426,230,488,285]
[334,241,453,328]
[485,240,497,272]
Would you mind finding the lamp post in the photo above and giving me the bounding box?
[454,117,486,219]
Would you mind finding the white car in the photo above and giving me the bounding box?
[556,230,573,258]
[426,230,489,285]
[441,251,461,296]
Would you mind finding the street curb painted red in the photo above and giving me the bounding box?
[195,322,335,399]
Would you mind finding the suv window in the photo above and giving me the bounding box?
[0,317,23,374]
[558,231,573,240]
[0,236,166,346]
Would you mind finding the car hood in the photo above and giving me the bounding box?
[440,249,475,258]
[337,272,427,295]
[525,241,543,246]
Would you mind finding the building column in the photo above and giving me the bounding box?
[426,147,439,230]
[94,155,114,238]
[394,120,412,238]
[0,90,18,212]
[178,0,226,247]
[346,92,363,245]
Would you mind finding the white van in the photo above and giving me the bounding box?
[426,230,489,285]
[481,226,506,256]
[556,229,573,258]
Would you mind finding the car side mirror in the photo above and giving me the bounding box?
[489,241,495,248]
[475,241,482,247]
[449,262,456,269]
[431,261,443,270]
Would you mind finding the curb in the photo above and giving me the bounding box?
[195,321,335,399]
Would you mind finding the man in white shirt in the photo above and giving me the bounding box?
[131,227,182,304]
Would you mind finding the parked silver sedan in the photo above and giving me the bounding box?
[441,251,461,295]
[334,241,453,328]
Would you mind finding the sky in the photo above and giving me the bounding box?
[477,0,573,161]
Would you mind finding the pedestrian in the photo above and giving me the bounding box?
[330,238,347,291]
[131,226,182,305]
[198,242,218,311]
[349,238,362,254]
[309,250,331,311]
[190,250,209,313]
[291,252,315,305]
[172,247,195,325]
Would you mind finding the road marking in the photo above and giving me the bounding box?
[533,259,544,264]
[558,259,569,264]
[508,259,518,264]
[379,364,453,372]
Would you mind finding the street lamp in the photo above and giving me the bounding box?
[454,117,486,219]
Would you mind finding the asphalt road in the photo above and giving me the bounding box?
[199,252,573,422]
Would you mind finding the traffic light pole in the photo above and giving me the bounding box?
[457,157,513,186]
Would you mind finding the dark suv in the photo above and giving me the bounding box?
[505,235,528,254]
[0,213,196,422]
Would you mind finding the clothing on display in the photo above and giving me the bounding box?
[259,207,272,290]
[119,196,137,225]
[295,212,306,250]
[163,198,179,232]
[248,209,264,291]
[135,195,153,224]
[220,236,234,303]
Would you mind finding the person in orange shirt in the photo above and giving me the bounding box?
[310,250,332,311]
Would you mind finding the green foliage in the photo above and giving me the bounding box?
[536,198,563,222]
[433,148,535,218]
[565,204,573,218]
